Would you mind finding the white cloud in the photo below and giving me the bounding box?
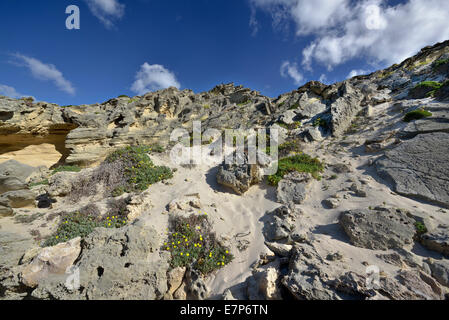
[318,74,328,84]
[131,63,181,95]
[12,54,75,95]
[280,61,304,86]
[347,69,370,79]
[0,84,33,99]
[251,0,449,70]
[85,0,125,28]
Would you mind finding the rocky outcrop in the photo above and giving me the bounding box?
[329,82,365,137]
[339,207,416,250]
[20,238,81,288]
[330,270,445,300]
[420,224,449,257]
[263,205,298,242]
[216,153,262,195]
[376,132,449,208]
[282,242,337,300]
[27,222,170,300]
[276,172,312,205]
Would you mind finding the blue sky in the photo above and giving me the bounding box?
[1,0,449,105]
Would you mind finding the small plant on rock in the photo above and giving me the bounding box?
[403,109,432,122]
[52,165,81,175]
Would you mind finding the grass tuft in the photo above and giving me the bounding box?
[403,108,432,122]
[267,153,324,186]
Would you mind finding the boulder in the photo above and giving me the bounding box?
[282,243,338,300]
[330,270,444,300]
[166,267,186,296]
[420,224,449,257]
[376,132,449,207]
[276,172,312,205]
[0,189,36,208]
[263,206,298,242]
[216,153,261,195]
[186,268,209,300]
[47,171,78,197]
[247,267,281,300]
[21,237,81,288]
[426,258,449,287]
[339,207,416,250]
[28,222,170,300]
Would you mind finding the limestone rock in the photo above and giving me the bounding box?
[0,189,36,208]
[167,267,186,295]
[247,267,281,300]
[216,153,261,195]
[282,243,338,300]
[47,172,78,197]
[420,224,449,257]
[276,172,312,205]
[186,268,209,300]
[29,222,170,300]
[339,207,416,250]
[263,206,298,242]
[21,237,81,288]
[426,259,449,287]
[376,132,449,207]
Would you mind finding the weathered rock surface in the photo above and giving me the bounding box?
[247,267,282,300]
[420,224,449,257]
[426,258,449,287]
[21,237,81,288]
[376,132,449,207]
[330,270,445,300]
[263,206,298,242]
[0,189,36,208]
[186,268,209,300]
[282,243,338,300]
[28,222,170,300]
[276,172,312,205]
[339,207,416,250]
[216,154,261,195]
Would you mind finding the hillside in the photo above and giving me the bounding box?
[1,40,449,300]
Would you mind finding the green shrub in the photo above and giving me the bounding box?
[43,210,128,247]
[433,58,449,69]
[415,222,428,235]
[237,100,251,107]
[29,179,49,187]
[105,145,173,194]
[288,103,300,110]
[403,109,432,122]
[267,153,324,186]
[118,95,130,98]
[313,118,329,129]
[52,165,81,175]
[164,214,233,275]
[414,81,443,97]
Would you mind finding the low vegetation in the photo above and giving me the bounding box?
[267,153,324,186]
[105,145,172,195]
[415,221,428,236]
[164,214,233,275]
[403,108,433,122]
[52,165,81,175]
[68,145,171,201]
[433,58,449,69]
[413,81,443,97]
[313,117,329,129]
[29,179,49,187]
[43,211,128,247]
